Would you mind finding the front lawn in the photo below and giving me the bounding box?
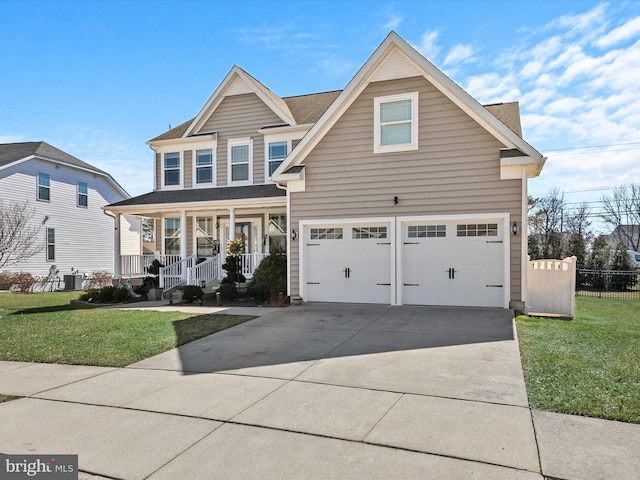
[517,297,640,423]
[0,292,255,368]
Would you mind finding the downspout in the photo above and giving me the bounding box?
[275,181,291,296]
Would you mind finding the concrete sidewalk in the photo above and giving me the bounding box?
[0,304,638,479]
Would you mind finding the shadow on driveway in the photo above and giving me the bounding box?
[151,303,515,375]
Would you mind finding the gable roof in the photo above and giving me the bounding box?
[0,141,129,197]
[272,31,545,180]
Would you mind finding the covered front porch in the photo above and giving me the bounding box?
[104,184,287,294]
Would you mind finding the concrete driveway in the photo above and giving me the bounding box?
[3,303,633,479]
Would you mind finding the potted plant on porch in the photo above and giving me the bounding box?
[145,259,165,301]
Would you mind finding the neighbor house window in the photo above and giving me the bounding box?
[268,141,288,177]
[37,172,50,201]
[195,149,213,185]
[163,152,181,187]
[164,218,181,254]
[374,92,419,153]
[268,213,287,253]
[228,138,252,184]
[196,216,214,256]
[77,181,88,207]
[46,228,55,261]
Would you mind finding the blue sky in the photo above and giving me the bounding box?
[2,0,639,229]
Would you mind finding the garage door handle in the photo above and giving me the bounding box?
[404,283,419,286]
[307,282,320,285]
[377,283,391,286]
[486,241,503,244]
[377,242,391,245]
[486,285,503,288]
[404,242,419,245]
[306,243,320,246]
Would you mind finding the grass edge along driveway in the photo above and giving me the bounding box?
[517,297,639,424]
[0,292,255,368]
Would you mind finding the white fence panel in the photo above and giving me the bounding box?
[527,256,577,318]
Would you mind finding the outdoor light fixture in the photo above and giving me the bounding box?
[394,196,399,205]
[512,222,518,235]
[291,229,298,241]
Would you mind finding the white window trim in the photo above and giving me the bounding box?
[227,137,253,186]
[373,91,419,154]
[264,138,291,183]
[191,140,217,189]
[37,172,50,202]
[161,151,183,190]
[77,181,88,208]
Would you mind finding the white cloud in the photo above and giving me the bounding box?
[383,13,402,31]
[595,15,640,48]
[443,44,475,66]
[0,134,26,144]
[412,30,441,61]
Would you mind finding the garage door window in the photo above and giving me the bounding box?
[408,225,445,238]
[457,223,498,237]
[310,228,343,240]
[353,226,387,239]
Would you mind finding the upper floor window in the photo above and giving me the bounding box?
[163,152,181,187]
[77,181,88,207]
[37,172,50,201]
[228,138,253,185]
[374,91,419,154]
[195,149,214,185]
[268,141,288,177]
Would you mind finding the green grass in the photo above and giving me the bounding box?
[517,297,640,423]
[0,395,19,403]
[0,292,255,368]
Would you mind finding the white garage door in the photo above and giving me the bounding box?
[401,220,505,307]
[304,223,392,304]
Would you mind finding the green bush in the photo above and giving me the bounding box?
[181,285,204,304]
[248,251,286,302]
[112,287,132,303]
[217,282,238,302]
[79,285,128,303]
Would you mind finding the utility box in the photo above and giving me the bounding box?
[64,275,84,291]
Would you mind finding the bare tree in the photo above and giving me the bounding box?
[600,184,640,251]
[0,200,44,269]
[529,189,565,258]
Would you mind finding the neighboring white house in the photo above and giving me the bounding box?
[0,141,140,277]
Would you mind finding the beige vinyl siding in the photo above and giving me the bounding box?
[183,150,193,188]
[199,93,283,186]
[155,153,161,190]
[290,76,523,302]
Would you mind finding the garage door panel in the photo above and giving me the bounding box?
[304,223,391,304]
[401,220,505,308]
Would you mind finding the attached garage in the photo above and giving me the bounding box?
[300,215,509,308]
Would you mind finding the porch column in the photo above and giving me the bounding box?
[229,207,235,243]
[180,210,188,259]
[114,213,122,279]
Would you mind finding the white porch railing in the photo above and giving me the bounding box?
[190,255,223,287]
[121,254,181,277]
[159,255,196,291]
[238,253,269,278]
[157,252,269,293]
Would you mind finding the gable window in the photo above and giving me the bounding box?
[268,141,288,177]
[374,91,419,153]
[37,172,50,201]
[164,218,181,255]
[77,181,88,207]
[228,138,253,185]
[195,149,214,185]
[163,152,181,187]
[46,228,55,261]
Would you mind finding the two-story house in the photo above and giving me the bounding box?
[0,141,140,278]
[106,32,545,310]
